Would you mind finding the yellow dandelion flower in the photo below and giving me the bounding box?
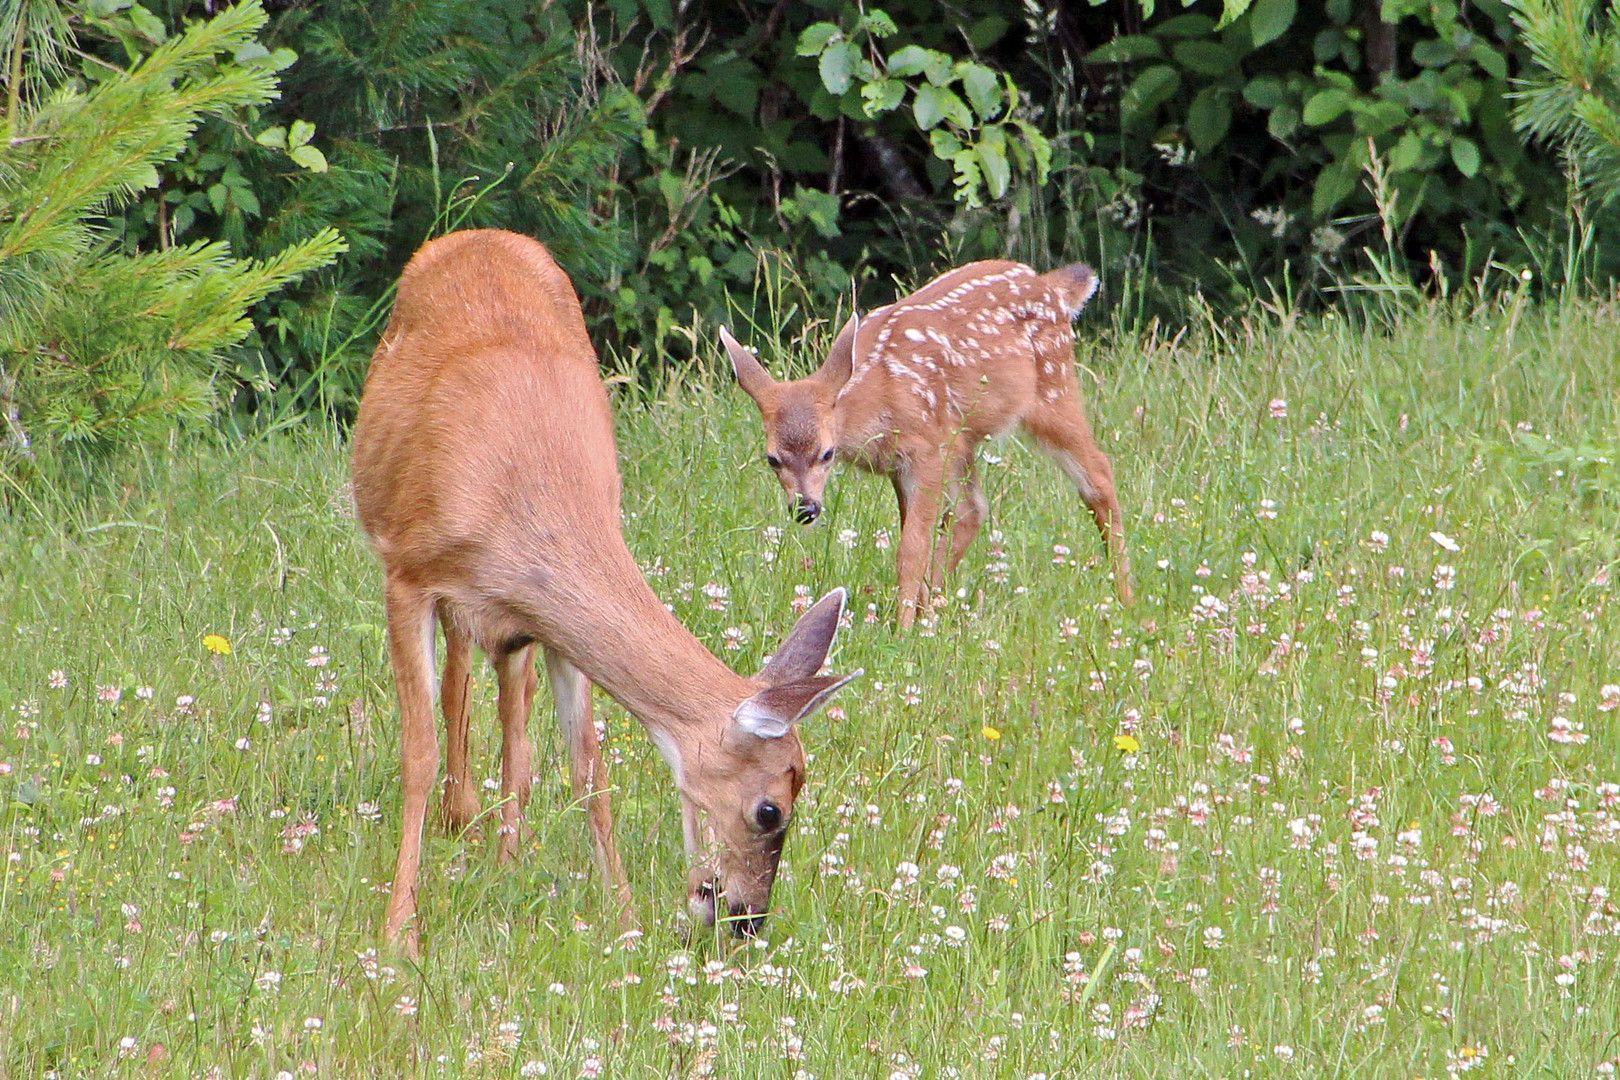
[1112,734,1141,753]
[981,725,1001,741]
[202,634,232,656]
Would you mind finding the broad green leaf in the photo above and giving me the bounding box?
[1303,87,1352,126]
[1250,0,1296,48]
[967,15,1011,50]
[1173,40,1238,77]
[1243,76,1286,109]
[1086,35,1163,64]
[1389,130,1424,172]
[1121,65,1181,126]
[914,84,972,130]
[234,42,271,64]
[797,22,839,56]
[131,164,161,190]
[959,63,1003,120]
[1450,137,1481,177]
[641,0,673,31]
[1469,41,1507,79]
[978,128,1011,199]
[889,44,953,85]
[230,183,262,216]
[289,145,329,173]
[1268,103,1300,138]
[1187,87,1233,153]
[786,185,842,237]
[862,78,906,117]
[1412,39,1457,68]
[289,119,316,148]
[1352,100,1407,137]
[1217,0,1254,28]
[1312,159,1355,216]
[819,40,859,95]
[886,44,932,76]
[858,10,898,37]
[88,0,137,14]
[930,129,964,158]
[255,126,288,149]
[1156,14,1218,37]
[128,4,168,42]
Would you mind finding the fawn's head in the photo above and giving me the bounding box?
[721,318,858,525]
[676,588,858,937]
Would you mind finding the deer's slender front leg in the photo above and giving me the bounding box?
[893,458,943,630]
[546,648,635,929]
[438,613,480,835]
[492,643,538,863]
[382,578,440,958]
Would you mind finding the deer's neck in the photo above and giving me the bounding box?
[519,546,751,747]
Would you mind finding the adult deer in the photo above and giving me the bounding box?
[352,230,857,955]
[722,259,1133,629]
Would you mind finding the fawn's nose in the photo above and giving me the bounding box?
[794,498,821,525]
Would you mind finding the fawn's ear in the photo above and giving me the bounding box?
[721,326,775,407]
[813,313,860,394]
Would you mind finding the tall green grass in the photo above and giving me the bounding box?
[2,297,1617,1077]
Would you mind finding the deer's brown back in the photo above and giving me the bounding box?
[351,230,622,582]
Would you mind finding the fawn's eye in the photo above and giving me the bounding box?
[819,448,835,463]
[766,454,782,469]
[754,801,783,832]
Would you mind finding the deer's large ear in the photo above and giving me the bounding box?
[720,326,775,407]
[733,671,861,739]
[813,313,860,394]
[734,588,861,739]
[759,588,845,685]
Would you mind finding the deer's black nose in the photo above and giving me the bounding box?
[794,498,821,525]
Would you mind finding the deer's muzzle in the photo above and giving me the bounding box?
[793,497,821,525]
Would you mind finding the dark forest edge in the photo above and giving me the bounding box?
[2,0,1619,469]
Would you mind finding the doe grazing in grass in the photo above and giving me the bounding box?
[722,259,1133,629]
[350,229,858,955]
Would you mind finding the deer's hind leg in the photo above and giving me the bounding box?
[438,608,481,835]
[491,643,538,864]
[382,577,441,957]
[1023,386,1134,605]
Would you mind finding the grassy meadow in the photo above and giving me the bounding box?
[2,295,1619,1078]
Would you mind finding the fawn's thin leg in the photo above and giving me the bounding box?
[492,643,538,863]
[438,612,480,834]
[382,578,440,957]
[943,460,988,578]
[1024,392,1134,605]
[893,456,943,630]
[545,647,636,929]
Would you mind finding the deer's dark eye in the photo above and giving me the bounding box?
[766,454,783,469]
[754,801,783,832]
[819,448,835,463]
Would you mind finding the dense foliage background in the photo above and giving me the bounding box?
[4,0,1620,454]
